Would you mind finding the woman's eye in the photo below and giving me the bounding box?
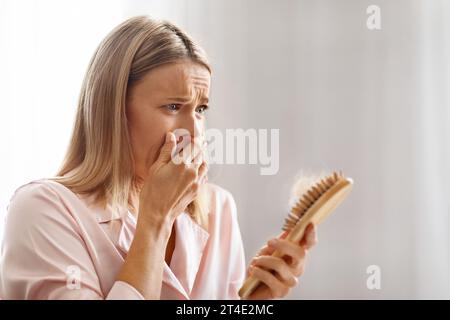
[196,105,209,114]
[165,104,180,112]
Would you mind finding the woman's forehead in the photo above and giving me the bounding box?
[138,61,210,99]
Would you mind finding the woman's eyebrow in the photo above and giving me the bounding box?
[166,96,192,103]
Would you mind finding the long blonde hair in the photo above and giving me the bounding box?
[52,16,211,229]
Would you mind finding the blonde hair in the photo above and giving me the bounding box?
[51,16,211,229]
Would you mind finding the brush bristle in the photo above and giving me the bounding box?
[282,170,345,231]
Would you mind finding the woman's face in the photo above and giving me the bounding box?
[126,60,211,181]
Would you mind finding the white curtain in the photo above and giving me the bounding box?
[0,0,125,232]
[412,0,450,298]
[1,0,449,299]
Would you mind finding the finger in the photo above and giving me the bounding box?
[251,256,298,287]
[171,134,192,165]
[197,161,208,183]
[186,140,204,165]
[200,176,208,185]
[174,133,191,154]
[178,142,192,165]
[254,244,275,258]
[199,172,208,184]
[249,266,290,299]
[190,147,204,170]
[267,238,306,266]
[179,179,201,207]
[157,132,177,164]
[177,140,201,166]
[300,223,318,249]
[274,230,290,240]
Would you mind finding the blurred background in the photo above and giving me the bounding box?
[1,0,449,299]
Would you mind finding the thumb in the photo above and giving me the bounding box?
[157,132,177,164]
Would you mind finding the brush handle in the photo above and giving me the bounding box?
[238,220,309,299]
[238,176,353,299]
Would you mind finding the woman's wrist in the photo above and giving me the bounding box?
[117,211,172,300]
[135,209,174,241]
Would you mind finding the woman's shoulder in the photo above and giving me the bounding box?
[6,178,79,224]
[9,178,71,205]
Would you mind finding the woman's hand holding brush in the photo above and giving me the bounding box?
[243,223,318,300]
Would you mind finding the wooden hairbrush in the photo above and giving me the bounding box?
[238,171,353,299]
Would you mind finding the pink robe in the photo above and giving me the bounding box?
[0,180,246,299]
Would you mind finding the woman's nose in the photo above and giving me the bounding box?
[177,114,203,142]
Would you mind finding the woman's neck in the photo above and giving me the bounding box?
[128,179,143,217]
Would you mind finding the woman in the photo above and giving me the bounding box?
[0,16,317,300]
